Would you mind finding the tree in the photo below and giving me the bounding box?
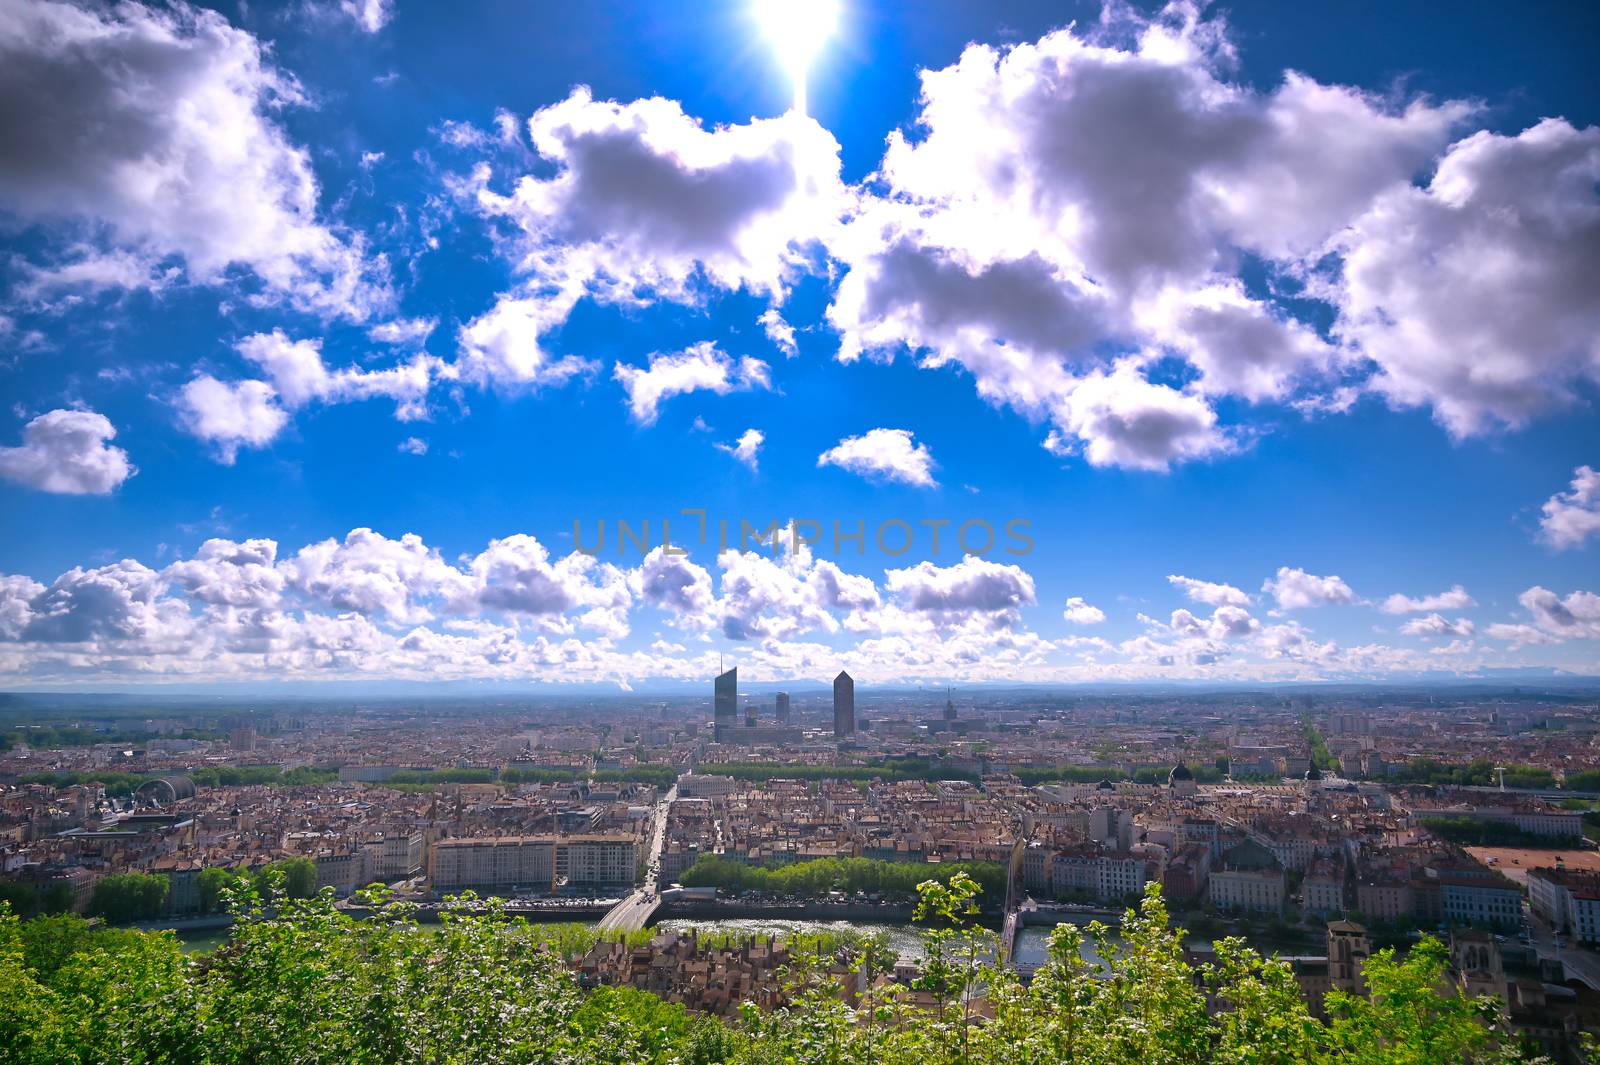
[251,857,317,900]
[87,873,168,924]
[1321,937,1504,1064]
[0,882,1567,1064]
[0,880,72,919]
[198,867,245,914]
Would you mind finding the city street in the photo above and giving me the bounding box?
[1527,910,1600,991]
[596,783,677,933]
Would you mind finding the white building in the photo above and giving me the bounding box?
[1528,867,1600,944]
[1302,862,1345,916]
[1208,840,1286,915]
[431,836,557,891]
[559,835,639,887]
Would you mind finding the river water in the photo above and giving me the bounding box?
[175,918,1109,967]
[175,916,1301,971]
[657,917,1119,970]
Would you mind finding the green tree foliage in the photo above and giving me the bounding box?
[1302,719,1338,773]
[1565,769,1600,791]
[0,882,1569,1064]
[386,768,497,785]
[19,765,337,794]
[0,882,72,920]
[1422,817,1559,847]
[1391,759,1555,789]
[16,772,151,797]
[1013,764,1225,787]
[192,860,317,916]
[679,856,1007,908]
[191,765,339,788]
[197,868,239,915]
[86,874,168,924]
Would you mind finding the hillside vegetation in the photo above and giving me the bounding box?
[0,874,1576,1065]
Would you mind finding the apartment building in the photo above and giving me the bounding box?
[558,835,639,887]
[431,836,557,891]
[1528,867,1600,943]
[1208,840,1286,915]
[430,834,638,891]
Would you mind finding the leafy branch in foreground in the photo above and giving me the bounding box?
[0,879,1574,1065]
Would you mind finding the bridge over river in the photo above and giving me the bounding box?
[596,784,676,933]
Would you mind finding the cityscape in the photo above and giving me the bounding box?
[4,676,1600,1056]
[2,0,1598,1060]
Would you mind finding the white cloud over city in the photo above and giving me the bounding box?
[0,532,1591,685]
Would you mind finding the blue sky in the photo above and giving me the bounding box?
[0,0,1597,688]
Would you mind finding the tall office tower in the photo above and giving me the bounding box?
[833,670,855,737]
[775,691,791,724]
[944,687,957,721]
[745,704,757,728]
[714,667,737,742]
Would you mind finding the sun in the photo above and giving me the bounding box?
[752,0,841,115]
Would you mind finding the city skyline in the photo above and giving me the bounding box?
[0,0,1597,692]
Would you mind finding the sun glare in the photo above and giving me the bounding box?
[753,0,841,115]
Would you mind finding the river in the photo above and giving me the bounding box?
[174,915,1310,969]
[173,917,1106,966]
[657,917,1119,970]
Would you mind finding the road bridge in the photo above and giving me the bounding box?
[596,783,677,933]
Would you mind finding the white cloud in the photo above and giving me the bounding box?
[0,575,45,641]
[1380,585,1476,614]
[1262,566,1356,611]
[715,428,764,470]
[1167,574,1251,608]
[758,308,798,356]
[236,330,436,419]
[632,546,716,619]
[451,295,596,390]
[1538,465,1600,550]
[1399,613,1475,639]
[713,547,840,641]
[822,7,1466,468]
[0,0,386,318]
[466,534,632,637]
[817,428,937,487]
[164,538,283,608]
[282,528,470,626]
[0,409,134,494]
[1331,119,1600,435]
[369,317,437,345]
[1485,623,1560,648]
[175,376,289,464]
[1063,596,1105,625]
[614,342,770,425]
[456,90,845,385]
[19,560,191,646]
[1046,362,1231,471]
[1144,282,1336,402]
[397,436,428,455]
[885,556,1035,620]
[337,0,392,33]
[0,535,1584,685]
[478,90,845,301]
[1516,586,1600,641]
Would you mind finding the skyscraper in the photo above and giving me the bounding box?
[944,687,957,721]
[745,703,757,728]
[714,667,737,742]
[833,670,854,737]
[775,691,790,724]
